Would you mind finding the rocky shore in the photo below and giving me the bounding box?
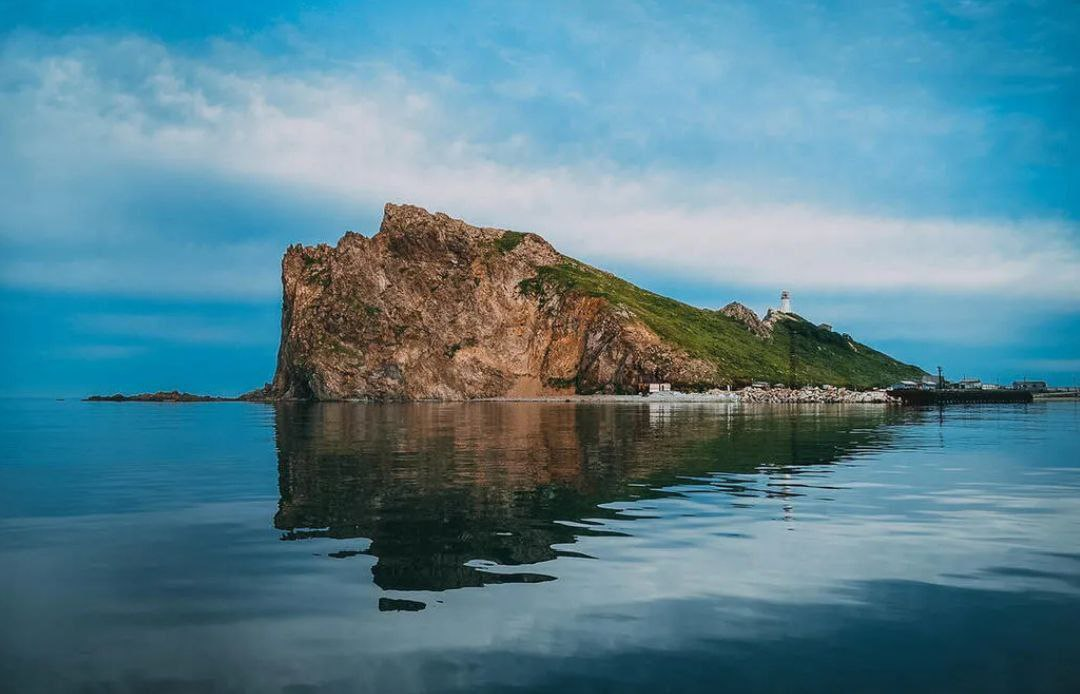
[85,391,232,402]
[492,386,895,404]
[734,385,895,403]
[87,386,894,404]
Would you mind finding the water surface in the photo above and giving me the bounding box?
[2,399,1078,692]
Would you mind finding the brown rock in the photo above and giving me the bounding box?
[720,302,770,338]
[261,204,715,400]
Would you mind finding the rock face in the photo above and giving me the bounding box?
[265,204,709,399]
[259,203,924,400]
[721,302,771,337]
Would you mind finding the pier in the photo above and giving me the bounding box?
[886,389,1034,405]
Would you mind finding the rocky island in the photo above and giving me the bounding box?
[85,391,231,402]
[243,203,923,401]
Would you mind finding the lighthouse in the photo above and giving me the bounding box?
[779,290,791,313]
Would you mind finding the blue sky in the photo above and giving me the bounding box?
[1,0,1077,396]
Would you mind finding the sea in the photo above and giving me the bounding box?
[1,398,1078,692]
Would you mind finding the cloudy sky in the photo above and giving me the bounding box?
[1,0,1077,396]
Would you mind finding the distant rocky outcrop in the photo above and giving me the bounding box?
[86,391,229,402]
[253,203,924,400]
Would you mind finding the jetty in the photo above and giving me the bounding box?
[886,388,1033,405]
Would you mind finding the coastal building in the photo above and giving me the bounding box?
[1012,380,1048,393]
[890,377,945,392]
[953,378,982,390]
[645,383,671,394]
[779,290,791,313]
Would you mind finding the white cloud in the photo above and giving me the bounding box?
[2,251,280,299]
[1018,359,1080,374]
[55,344,147,360]
[73,312,272,344]
[1,34,1078,302]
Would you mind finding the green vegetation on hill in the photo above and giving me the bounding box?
[521,258,924,389]
[494,230,526,254]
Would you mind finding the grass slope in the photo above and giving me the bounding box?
[522,258,924,389]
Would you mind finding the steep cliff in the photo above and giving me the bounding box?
[256,203,923,400]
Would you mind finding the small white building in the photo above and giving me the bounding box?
[779,290,791,313]
[646,383,671,394]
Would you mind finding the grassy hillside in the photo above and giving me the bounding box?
[522,258,924,389]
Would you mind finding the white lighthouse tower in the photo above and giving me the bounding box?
[779,290,791,313]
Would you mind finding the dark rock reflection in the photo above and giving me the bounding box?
[273,402,910,592]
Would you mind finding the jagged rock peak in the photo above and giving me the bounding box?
[379,202,497,238]
[721,301,770,338]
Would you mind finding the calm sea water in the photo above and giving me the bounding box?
[1,399,1079,693]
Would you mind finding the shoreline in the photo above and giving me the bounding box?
[84,385,899,405]
[482,394,739,403]
[86,386,1078,406]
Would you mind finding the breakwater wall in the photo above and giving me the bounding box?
[736,386,893,404]
[887,389,1033,405]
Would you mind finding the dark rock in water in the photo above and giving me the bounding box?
[252,203,925,401]
[326,549,369,559]
[85,391,229,402]
[377,598,426,612]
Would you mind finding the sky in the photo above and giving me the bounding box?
[0,0,1077,396]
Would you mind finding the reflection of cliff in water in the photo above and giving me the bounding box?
[274,403,911,592]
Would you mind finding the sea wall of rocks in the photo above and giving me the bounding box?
[734,385,895,403]
[496,386,896,404]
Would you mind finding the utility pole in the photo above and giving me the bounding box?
[789,331,796,388]
[937,366,944,390]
